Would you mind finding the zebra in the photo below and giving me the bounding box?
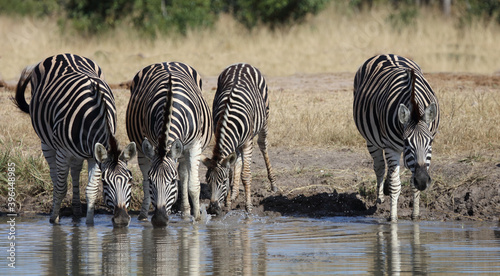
[126,62,212,227]
[202,63,278,216]
[353,54,440,222]
[13,53,137,227]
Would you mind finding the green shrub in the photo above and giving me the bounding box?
[0,0,59,16]
[226,0,331,30]
[457,0,500,26]
[0,0,331,36]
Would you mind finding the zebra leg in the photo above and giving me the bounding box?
[50,150,70,224]
[42,144,63,224]
[178,155,193,221]
[137,151,152,221]
[367,144,386,204]
[187,143,202,221]
[384,148,402,222]
[86,159,101,225]
[412,184,421,220]
[257,124,278,192]
[241,140,254,213]
[229,154,243,207]
[69,157,84,218]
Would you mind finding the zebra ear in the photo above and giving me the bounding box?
[119,142,137,162]
[423,103,437,125]
[168,139,183,159]
[222,152,237,168]
[95,143,109,163]
[398,104,411,125]
[142,139,156,160]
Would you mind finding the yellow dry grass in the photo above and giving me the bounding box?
[1,4,500,84]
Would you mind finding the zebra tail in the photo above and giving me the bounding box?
[12,65,35,114]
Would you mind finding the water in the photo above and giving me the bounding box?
[1,213,499,275]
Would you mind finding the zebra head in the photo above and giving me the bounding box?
[202,152,237,216]
[398,72,438,192]
[95,141,136,228]
[142,138,182,227]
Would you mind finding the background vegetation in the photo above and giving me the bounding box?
[1,0,500,36]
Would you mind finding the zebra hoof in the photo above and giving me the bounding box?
[85,217,95,226]
[376,198,385,204]
[49,216,60,224]
[194,213,201,222]
[387,216,398,223]
[138,213,149,221]
[72,206,83,218]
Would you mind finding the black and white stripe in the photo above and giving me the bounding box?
[13,53,136,227]
[126,62,212,227]
[202,63,278,215]
[353,54,440,221]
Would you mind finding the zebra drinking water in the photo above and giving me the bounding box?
[353,54,440,222]
[126,62,212,227]
[13,53,137,227]
[202,63,278,215]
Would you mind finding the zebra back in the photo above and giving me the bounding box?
[127,62,212,152]
[212,63,270,160]
[13,53,117,158]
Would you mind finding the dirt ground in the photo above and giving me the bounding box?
[208,145,500,222]
[196,72,500,222]
[2,73,499,222]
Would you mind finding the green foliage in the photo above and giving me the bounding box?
[386,0,419,30]
[63,0,222,37]
[65,0,133,34]
[0,0,59,16]
[457,0,500,26]
[0,0,330,36]
[226,0,331,30]
[131,0,221,37]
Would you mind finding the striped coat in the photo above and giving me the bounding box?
[202,63,278,215]
[13,54,136,227]
[126,62,212,226]
[353,54,440,221]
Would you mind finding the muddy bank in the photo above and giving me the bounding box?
[214,146,500,222]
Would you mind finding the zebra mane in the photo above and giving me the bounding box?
[408,68,421,122]
[157,72,173,158]
[94,80,120,162]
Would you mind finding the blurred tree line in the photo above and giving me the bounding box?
[0,0,499,37]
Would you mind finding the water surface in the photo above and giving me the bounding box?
[1,213,499,275]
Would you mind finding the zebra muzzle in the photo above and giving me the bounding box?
[112,206,131,228]
[151,207,169,228]
[413,164,431,191]
[207,201,223,216]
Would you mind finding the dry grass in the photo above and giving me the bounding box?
[2,4,500,84]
